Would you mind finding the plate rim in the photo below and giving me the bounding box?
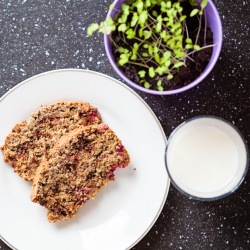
[0,69,170,250]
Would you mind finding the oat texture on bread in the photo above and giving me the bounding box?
[1,101,102,181]
[31,124,130,222]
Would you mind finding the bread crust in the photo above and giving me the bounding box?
[1,101,102,181]
[31,124,130,222]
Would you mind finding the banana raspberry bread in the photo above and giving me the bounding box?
[31,124,130,222]
[1,101,102,181]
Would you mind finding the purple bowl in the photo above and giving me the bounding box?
[104,0,223,95]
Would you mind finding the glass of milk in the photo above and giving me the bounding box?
[165,116,249,200]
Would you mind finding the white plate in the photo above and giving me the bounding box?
[0,69,170,250]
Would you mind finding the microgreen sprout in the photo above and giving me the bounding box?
[88,0,214,91]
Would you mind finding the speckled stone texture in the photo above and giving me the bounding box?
[0,0,249,249]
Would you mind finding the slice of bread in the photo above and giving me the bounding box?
[31,124,130,222]
[1,101,102,181]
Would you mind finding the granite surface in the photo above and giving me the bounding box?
[0,0,249,249]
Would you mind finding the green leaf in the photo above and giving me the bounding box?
[167,74,173,80]
[163,51,171,60]
[175,40,183,49]
[190,8,199,17]
[148,45,153,56]
[172,9,177,18]
[126,28,136,39]
[118,4,129,24]
[186,38,193,44]
[155,67,164,76]
[118,53,130,66]
[138,10,148,27]
[153,46,159,54]
[133,43,139,51]
[136,1,144,14]
[139,28,143,37]
[118,13,129,24]
[164,60,171,68]
[131,13,139,27]
[177,6,183,13]
[118,47,128,53]
[160,1,167,12]
[166,8,174,17]
[145,0,151,8]
[138,70,146,78]
[155,22,162,32]
[109,3,114,10]
[160,31,170,42]
[118,24,127,32]
[154,53,160,64]
[166,16,174,27]
[157,79,162,87]
[175,28,182,36]
[87,23,99,36]
[143,30,152,39]
[157,14,163,22]
[130,53,137,60]
[185,44,193,49]
[121,3,130,15]
[179,15,186,22]
[166,1,171,9]
[98,17,116,34]
[174,50,186,58]
[158,86,164,91]
[143,44,149,49]
[155,15,162,32]
[194,44,201,51]
[173,61,185,68]
[189,0,197,6]
[106,17,114,26]
[152,10,158,17]
[167,39,175,48]
[155,66,165,76]
[201,0,208,10]
[173,2,180,8]
[144,81,150,89]
[160,30,167,39]
[149,67,156,78]
[142,52,149,57]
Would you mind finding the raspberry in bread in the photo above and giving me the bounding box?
[31,124,130,222]
[1,101,102,181]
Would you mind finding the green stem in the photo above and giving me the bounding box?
[195,15,202,45]
[184,22,189,39]
[149,12,172,33]
[111,37,119,50]
[186,55,196,63]
[127,61,150,68]
[133,37,147,43]
[137,56,159,67]
[186,43,216,57]
[204,11,207,45]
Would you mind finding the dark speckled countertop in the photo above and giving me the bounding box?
[0,0,249,249]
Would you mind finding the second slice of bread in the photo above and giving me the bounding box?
[31,124,130,222]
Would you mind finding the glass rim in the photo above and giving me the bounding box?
[164,115,249,201]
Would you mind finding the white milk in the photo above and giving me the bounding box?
[166,117,248,199]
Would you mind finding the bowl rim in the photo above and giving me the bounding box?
[104,0,223,95]
[164,115,249,201]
